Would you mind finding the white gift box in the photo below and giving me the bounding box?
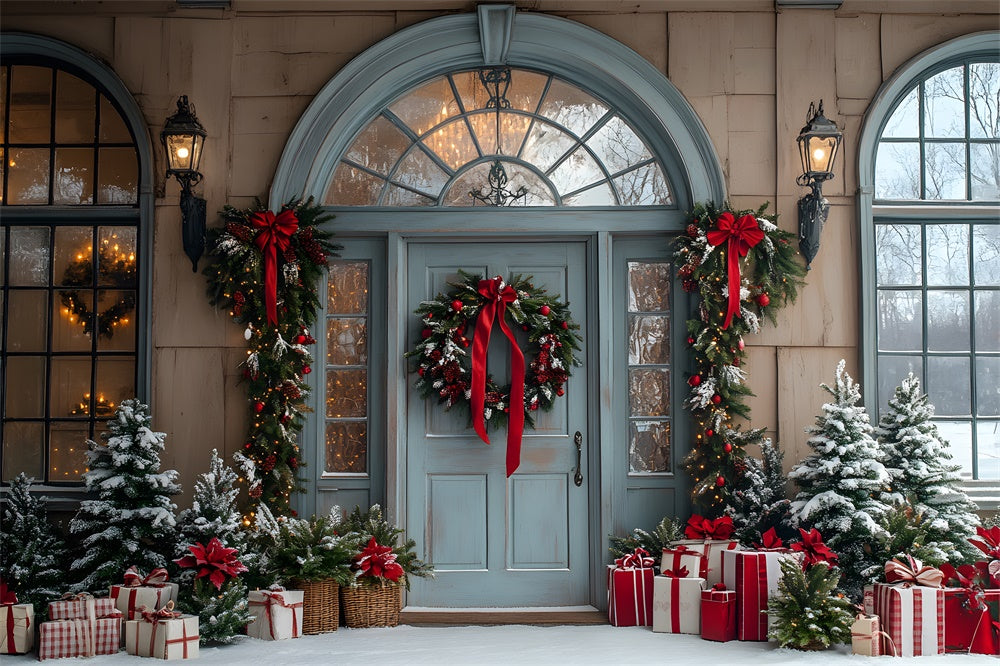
[0,603,33,654]
[247,589,304,640]
[652,575,706,635]
[125,613,199,660]
[110,582,179,620]
[668,539,739,586]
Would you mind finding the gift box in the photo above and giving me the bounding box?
[652,573,705,634]
[110,566,179,621]
[607,550,655,627]
[863,584,875,615]
[668,539,738,587]
[700,587,736,642]
[48,595,117,620]
[37,613,122,660]
[944,588,1000,655]
[873,582,945,657]
[0,603,33,654]
[720,548,800,641]
[661,545,708,579]
[851,613,889,656]
[125,612,199,660]
[247,588,304,640]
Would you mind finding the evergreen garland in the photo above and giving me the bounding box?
[203,197,340,516]
[673,202,805,512]
[767,557,854,650]
[608,515,682,560]
[58,237,138,339]
[872,501,956,567]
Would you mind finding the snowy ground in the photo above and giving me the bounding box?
[9,625,998,665]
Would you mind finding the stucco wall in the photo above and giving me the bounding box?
[3,1,996,505]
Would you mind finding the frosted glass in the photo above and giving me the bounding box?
[326,369,367,418]
[629,421,670,473]
[327,318,367,365]
[628,315,669,365]
[325,422,367,474]
[629,368,669,417]
[628,262,670,312]
[328,261,368,314]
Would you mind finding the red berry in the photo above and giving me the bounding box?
[451,299,463,312]
[688,375,702,387]
[244,442,252,449]
[687,337,695,345]
[294,335,306,344]
[756,292,770,307]
[560,321,568,330]
[460,337,470,347]
[530,403,539,411]
[539,305,551,316]
[724,443,733,453]
[302,365,312,375]
[716,476,725,487]
[711,394,722,405]
[523,325,530,331]
[705,429,714,438]
[254,401,265,413]
[421,328,432,339]
[686,223,699,238]
[732,357,740,367]
[418,367,425,376]
[556,388,565,396]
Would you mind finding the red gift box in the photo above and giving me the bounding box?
[606,550,655,627]
[944,588,1000,654]
[700,587,736,642]
[873,582,945,657]
[720,548,800,641]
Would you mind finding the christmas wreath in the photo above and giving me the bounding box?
[204,197,339,516]
[59,239,137,339]
[405,271,582,476]
[674,202,805,511]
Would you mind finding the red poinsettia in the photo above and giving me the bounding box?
[174,537,248,590]
[353,537,404,583]
[971,526,1000,560]
[757,527,784,550]
[790,528,839,569]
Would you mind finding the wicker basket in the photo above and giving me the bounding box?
[341,584,401,628]
[291,578,340,634]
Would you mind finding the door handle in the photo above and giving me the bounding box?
[573,431,583,487]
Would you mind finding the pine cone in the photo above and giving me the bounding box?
[283,244,298,263]
[280,381,302,400]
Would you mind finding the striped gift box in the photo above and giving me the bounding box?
[873,582,945,657]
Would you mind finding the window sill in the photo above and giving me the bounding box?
[964,480,1000,513]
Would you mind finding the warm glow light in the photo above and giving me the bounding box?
[812,147,826,162]
[176,147,190,159]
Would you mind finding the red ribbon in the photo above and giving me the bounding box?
[123,565,170,587]
[684,514,735,540]
[705,212,765,329]
[139,602,181,657]
[616,548,655,570]
[670,576,681,633]
[885,555,944,588]
[470,276,525,477]
[251,210,299,326]
[165,621,198,658]
[250,591,303,639]
[663,546,708,579]
[2,605,26,655]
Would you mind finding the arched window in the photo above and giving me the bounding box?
[1,34,152,488]
[861,32,999,484]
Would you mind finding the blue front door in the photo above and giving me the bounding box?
[405,241,591,607]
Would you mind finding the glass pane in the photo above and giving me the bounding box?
[976,291,1000,352]
[328,261,368,314]
[454,69,548,113]
[0,67,6,139]
[876,224,922,286]
[877,354,923,414]
[519,121,577,172]
[421,118,478,170]
[927,290,970,351]
[99,95,132,143]
[383,185,435,207]
[445,161,555,207]
[877,289,922,351]
[344,115,411,176]
[50,422,90,482]
[924,66,965,139]
[563,182,615,206]
[2,422,44,482]
[882,87,919,138]
[97,147,138,204]
[875,142,920,199]
[977,356,1000,417]
[8,65,51,143]
[7,148,50,204]
[629,420,670,473]
[9,226,50,286]
[548,146,603,195]
[326,369,367,418]
[0,228,4,286]
[926,224,969,286]
[628,315,669,365]
[325,163,384,206]
[96,357,135,410]
[53,292,92,352]
[614,163,671,205]
[586,115,651,174]
[325,421,367,474]
[55,71,95,144]
[391,146,449,195]
[327,318,367,365]
[975,224,1000,285]
[970,63,999,139]
[389,76,460,136]
[926,356,971,416]
[8,290,48,351]
[54,226,93,286]
[629,368,669,416]
[936,421,973,478]
[628,261,670,311]
[5,356,46,417]
[466,111,530,158]
[538,78,608,138]
[53,148,94,204]
[970,143,1000,200]
[96,290,137,351]
[98,227,138,287]
[50,356,93,418]
[924,142,966,199]
[977,420,1000,480]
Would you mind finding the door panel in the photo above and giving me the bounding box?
[406,241,590,608]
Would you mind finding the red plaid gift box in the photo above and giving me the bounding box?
[48,595,116,620]
[873,582,945,657]
[125,611,199,659]
[0,603,33,654]
[700,587,736,642]
[668,539,739,587]
[652,572,705,634]
[247,588,304,640]
[38,611,122,660]
[606,549,655,627]
[720,548,801,641]
[944,588,1000,655]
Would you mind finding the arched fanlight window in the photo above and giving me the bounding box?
[325,67,672,207]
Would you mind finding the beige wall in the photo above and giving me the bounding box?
[3,1,997,503]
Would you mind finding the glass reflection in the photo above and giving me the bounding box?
[326,369,367,418]
[629,421,670,473]
[328,261,368,314]
[325,422,367,474]
[628,315,669,365]
[326,318,367,365]
[628,262,670,312]
[629,368,670,416]
[875,224,922,286]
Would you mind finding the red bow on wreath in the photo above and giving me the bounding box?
[251,209,299,326]
[706,212,765,329]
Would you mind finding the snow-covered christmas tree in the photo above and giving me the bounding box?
[726,438,794,546]
[876,373,980,562]
[69,399,180,593]
[0,473,68,613]
[788,360,891,600]
[176,449,243,557]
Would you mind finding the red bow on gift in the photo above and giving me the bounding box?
[251,209,299,327]
[971,526,1000,560]
[138,601,180,624]
[790,528,839,569]
[616,548,655,570]
[123,565,170,587]
[941,562,986,610]
[705,212,765,329]
[684,514,735,540]
[662,565,690,579]
[885,555,944,588]
[711,582,727,591]
[0,580,16,605]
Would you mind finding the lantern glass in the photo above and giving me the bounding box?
[164,132,203,175]
[807,134,839,176]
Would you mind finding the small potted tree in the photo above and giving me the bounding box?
[269,513,356,634]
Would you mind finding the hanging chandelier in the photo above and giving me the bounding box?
[469,67,528,207]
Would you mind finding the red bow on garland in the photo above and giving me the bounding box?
[470,276,526,477]
[705,212,765,329]
[251,209,299,326]
[123,565,170,588]
[884,555,944,588]
[684,514,735,540]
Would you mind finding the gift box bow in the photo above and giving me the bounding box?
[884,554,944,588]
[250,589,303,638]
[615,548,655,569]
[941,562,987,609]
[138,600,181,624]
[684,514,734,540]
[123,565,170,588]
[661,566,690,579]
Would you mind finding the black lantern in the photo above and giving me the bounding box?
[161,96,207,271]
[795,100,843,268]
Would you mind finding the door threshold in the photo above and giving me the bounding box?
[399,606,607,626]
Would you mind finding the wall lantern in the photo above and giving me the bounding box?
[795,100,843,268]
[161,95,207,271]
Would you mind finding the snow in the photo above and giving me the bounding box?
[8,625,996,665]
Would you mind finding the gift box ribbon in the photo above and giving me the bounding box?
[662,546,708,578]
[123,565,170,587]
[661,570,691,634]
[885,555,944,588]
[139,601,182,658]
[684,515,735,541]
[1,607,29,655]
[249,590,303,639]
[615,548,654,569]
[851,617,898,658]
[164,621,198,659]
